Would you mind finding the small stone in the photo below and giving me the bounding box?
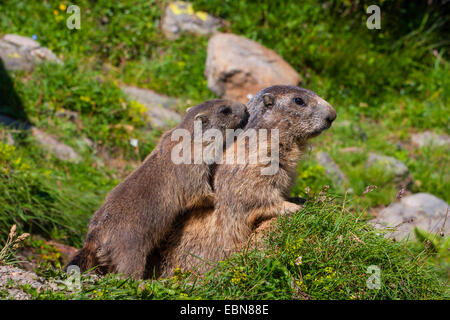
[0,34,62,72]
[121,85,182,128]
[162,1,223,40]
[31,127,81,163]
[315,151,348,187]
[366,153,412,185]
[411,131,450,149]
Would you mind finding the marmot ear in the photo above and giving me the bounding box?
[194,112,208,125]
[262,93,275,107]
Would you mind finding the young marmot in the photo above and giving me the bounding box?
[154,85,336,277]
[67,100,249,279]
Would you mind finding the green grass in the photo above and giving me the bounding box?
[0,0,449,299]
[0,134,115,246]
[12,196,448,300]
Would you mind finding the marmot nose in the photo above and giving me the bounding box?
[327,108,337,123]
[317,96,336,123]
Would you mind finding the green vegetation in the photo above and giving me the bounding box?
[4,196,447,300]
[0,0,448,299]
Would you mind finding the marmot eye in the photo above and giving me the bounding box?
[294,97,305,106]
[219,106,232,115]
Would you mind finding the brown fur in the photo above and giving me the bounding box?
[66,100,249,279]
[153,85,336,277]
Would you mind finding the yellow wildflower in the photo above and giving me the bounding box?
[196,11,208,21]
[231,270,247,284]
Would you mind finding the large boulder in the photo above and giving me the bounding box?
[162,1,223,40]
[205,33,301,103]
[371,193,449,241]
[0,34,62,71]
[121,85,182,128]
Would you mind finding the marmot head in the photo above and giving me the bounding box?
[183,99,249,133]
[247,85,336,142]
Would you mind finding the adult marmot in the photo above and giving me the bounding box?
[154,85,336,277]
[67,100,249,279]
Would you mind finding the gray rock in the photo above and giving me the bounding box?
[0,265,47,300]
[162,1,223,40]
[411,131,450,149]
[371,193,449,241]
[0,116,81,162]
[366,153,412,185]
[315,151,348,187]
[0,265,71,299]
[121,85,181,128]
[31,127,81,163]
[0,34,62,71]
[205,33,301,103]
